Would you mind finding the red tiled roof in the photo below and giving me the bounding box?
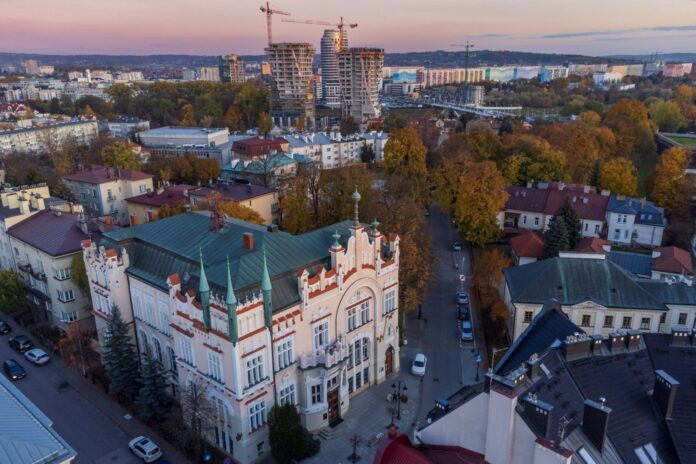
[126,184,196,207]
[63,165,152,184]
[575,237,610,254]
[653,246,693,276]
[510,230,545,258]
[544,190,609,221]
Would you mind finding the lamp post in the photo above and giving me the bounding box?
[475,353,482,382]
[389,381,408,427]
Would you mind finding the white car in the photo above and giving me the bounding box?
[411,353,427,376]
[24,348,50,366]
[128,436,163,463]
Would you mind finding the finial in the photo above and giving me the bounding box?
[371,218,380,234]
[226,256,236,307]
[332,230,341,249]
[352,186,361,226]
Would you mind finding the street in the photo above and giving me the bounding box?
[0,323,191,464]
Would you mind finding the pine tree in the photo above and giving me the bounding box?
[136,351,169,421]
[268,404,320,464]
[103,305,139,400]
[544,216,570,258]
[555,197,581,249]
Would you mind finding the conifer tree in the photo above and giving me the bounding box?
[103,305,139,400]
[554,197,581,249]
[544,216,570,258]
[136,351,169,421]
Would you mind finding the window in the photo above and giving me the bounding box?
[660,313,666,324]
[139,330,148,353]
[604,315,614,328]
[348,343,354,369]
[347,307,357,331]
[208,350,223,383]
[584,223,588,231]
[678,313,687,325]
[360,301,370,325]
[152,338,163,364]
[640,317,650,330]
[348,377,354,393]
[581,314,591,327]
[139,185,147,193]
[60,311,78,322]
[534,217,539,226]
[53,268,71,280]
[594,224,600,234]
[249,400,266,431]
[384,289,396,314]
[179,337,194,366]
[624,230,629,239]
[132,294,143,320]
[363,366,369,385]
[313,321,329,350]
[622,316,632,329]
[57,289,75,303]
[362,338,369,361]
[166,345,178,379]
[523,311,533,323]
[276,339,293,370]
[613,229,620,240]
[522,216,527,225]
[144,296,155,327]
[311,384,322,404]
[245,355,264,388]
[158,304,171,336]
[279,384,296,406]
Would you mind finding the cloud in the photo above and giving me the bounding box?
[540,25,696,39]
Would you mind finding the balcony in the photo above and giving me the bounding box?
[17,262,32,273]
[30,269,47,282]
[299,336,350,370]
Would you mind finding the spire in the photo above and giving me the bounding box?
[198,249,210,294]
[261,248,272,292]
[352,185,361,227]
[198,249,211,329]
[226,256,238,344]
[226,256,237,307]
[261,247,273,329]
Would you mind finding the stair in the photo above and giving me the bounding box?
[318,425,344,440]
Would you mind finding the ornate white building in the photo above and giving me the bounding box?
[82,193,400,463]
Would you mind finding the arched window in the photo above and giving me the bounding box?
[152,338,162,364]
[166,345,178,379]
[138,330,148,354]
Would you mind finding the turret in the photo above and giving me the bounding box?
[261,248,273,329]
[226,257,238,344]
[198,249,211,329]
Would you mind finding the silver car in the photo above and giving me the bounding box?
[24,348,50,366]
[128,436,163,463]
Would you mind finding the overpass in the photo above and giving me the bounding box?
[427,101,523,119]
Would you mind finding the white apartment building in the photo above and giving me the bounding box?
[606,196,665,247]
[0,120,98,155]
[283,131,389,168]
[83,200,401,464]
[338,48,384,123]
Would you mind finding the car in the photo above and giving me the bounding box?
[456,291,469,305]
[128,436,163,463]
[457,305,470,321]
[8,335,33,353]
[0,320,10,335]
[423,209,430,217]
[460,321,474,342]
[452,242,462,251]
[24,348,50,366]
[3,359,26,380]
[411,353,427,376]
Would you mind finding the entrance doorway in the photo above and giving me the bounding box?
[385,346,394,377]
[327,388,340,426]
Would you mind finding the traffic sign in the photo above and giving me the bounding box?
[459,274,466,282]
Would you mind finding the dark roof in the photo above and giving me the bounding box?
[652,246,693,276]
[607,196,664,226]
[8,210,115,256]
[636,280,696,305]
[190,182,276,202]
[494,300,582,376]
[63,165,152,184]
[504,256,666,310]
[510,231,544,258]
[607,251,653,277]
[544,189,609,221]
[374,434,487,464]
[126,184,196,207]
[504,187,549,213]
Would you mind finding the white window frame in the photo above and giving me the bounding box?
[360,300,370,325]
[313,321,329,350]
[384,289,396,314]
[249,400,266,431]
[279,384,296,406]
[207,350,223,383]
[276,338,293,370]
[245,354,264,388]
[310,383,322,405]
[347,307,357,331]
[179,337,194,366]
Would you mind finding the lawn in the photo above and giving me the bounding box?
[667,136,696,149]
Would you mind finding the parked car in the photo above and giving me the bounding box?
[457,305,470,321]
[460,321,474,342]
[456,291,469,305]
[128,436,163,463]
[3,359,26,380]
[452,242,462,251]
[24,348,50,366]
[8,335,33,353]
[0,320,10,335]
[411,353,427,376]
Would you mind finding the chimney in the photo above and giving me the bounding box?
[671,328,690,347]
[525,353,541,379]
[558,182,566,191]
[242,232,254,250]
[522,394,553,439]
[583,185,591,193]
[35,195,45,210]
[590,334,604,355]
[267,224,279,233]
[581,398,612,452]
[562,333,592,361]
[18,198,30,215]
[607,332,626,353]
[653,370,679,419]
[624,329,642,352]
[601,189,610,196]
[526,181,533,188]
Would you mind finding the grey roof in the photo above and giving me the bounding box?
[637,280,696,305]
[607,251,653,277]
[0,375,77,464]
[607,196,664,226]
[139,126,228,137]
[504,256,667,310]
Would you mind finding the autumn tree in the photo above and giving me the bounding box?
[599,158,638,196]
[674,84,695,105]
[223,105,244,130]
[649,100,686,132]
[382,126,429,205]
[205,192,265,225]
[193,158,220,184]
[501,133,567,184]
[257,112,273,136]
[280,174,313,234]
[602,99,657,156]
[317,165,376,227]
[158,201,187,219]
[340,116,359,136]
[473,249,511,291]
[651,147,691,215]
[433,151,468,215]
[467,124,503,161]
[102,140,140,170]
[57,322,99,376]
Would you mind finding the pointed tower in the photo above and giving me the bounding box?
[198,249,211,329]
[261,248,273,329]
[226,257,238,344]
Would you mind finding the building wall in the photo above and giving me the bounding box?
[665,304,696,332]
[0,185,50,269]
[606,211,635,244]
[126,202,160,226]
[0,121,98,156]
[65,177,153,226]
[633,223,663,247]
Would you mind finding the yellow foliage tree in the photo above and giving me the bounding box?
[599,158,638,196]
[382,126,429,205]
[651,147,691,214]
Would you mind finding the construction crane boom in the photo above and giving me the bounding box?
[259,2,290,46]
[281,16,357,31]
[450,40,474,84]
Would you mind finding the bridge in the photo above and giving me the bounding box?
[427,101,523,119]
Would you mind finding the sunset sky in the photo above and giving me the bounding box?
[2,0,696,56]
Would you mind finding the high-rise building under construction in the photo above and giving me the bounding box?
[218,54,246,84]
[338,48,384,123]
[265,42,316,129]
[320,29,347,108]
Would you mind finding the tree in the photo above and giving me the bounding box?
[56,322,99,376]
[50,181,77,202]
[651,147,691,214]
[473,249,511,291]
[554,198,582,249]
[268,404,320,464]
[340,116,359,136]
[257,112,273,136]
[280,174,313,234]
[223,105,243,130]
[649,100,686,132]
[543,216,569,258]
[467,124,504,161]
[360,144,375,164]
[602,99,657,156]
[0,269,25,314]
[317,165,376,227]
[382,126,429,205]
[136,351,169,422]
[193,158,220,184]
[599,158,638,196]
[179,380,215,459]
[433,151,468,214]
[71,254,90,297]
[489,299,510,324]
[674,84,695,104]
[102,140,140,170]
[454,161,508,246]
[102,305,139,400]
[158,201,187,219]
[220,200,265,225]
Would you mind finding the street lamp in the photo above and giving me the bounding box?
[389,381,408,427]
[475,353,482,382]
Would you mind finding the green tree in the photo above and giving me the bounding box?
[340,116,359,136]
[103,305,139,400]
[105,84,135,115]
[317,165,376,227]
[136,351,169,422]
[554,197,581,249]
[360,144,375,164]
[543,216,569,258]
[268,403,320,464]
[0,269,25,314]
[649,100,686,132]
[599,158,638,196]
[467,124,504,161]
[382,126,429,205]
[102,141,140,170]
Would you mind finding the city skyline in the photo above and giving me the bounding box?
[2,0,696,56]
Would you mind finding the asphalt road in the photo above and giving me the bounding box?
[401,206,485,426]
[0,322,191,464]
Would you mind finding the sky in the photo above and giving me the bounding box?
[2,0,696,56]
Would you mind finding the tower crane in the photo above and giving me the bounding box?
[259,2,291,46]
[281,16,358,33]
[450,40,474,84]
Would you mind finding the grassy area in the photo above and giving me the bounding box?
[667,136,696,149]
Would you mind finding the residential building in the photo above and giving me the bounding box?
[114,71,144,81]
[663,62,693,77]
[181,68,196,81]
[0,374,77,464]
[608,63,645,77]
[83,199,401,463]
[231,136,289,161]
[606,196,665,247]
[510,231,544,266]
[125,184,197,226]
[22,59,40,75]
[189,181,279,225]
[9,209,115,330]
[593,71,623,86]
[282,131,389,167]
[320,29,347,108]
[219,55,246,84]
[568,63,607,76]
[540,65,569,82]
[137,126,234,165]
[63,165,153,226]
[503,253,696,341]
[0,119,98,155]
[338,48,385,123]
[412,300,696,464]
[196,67,220,82]
[223,153,307,187]
[102,117,150,139]
[39,65,55,76]
[266,43,316,129]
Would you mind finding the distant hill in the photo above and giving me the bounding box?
[606,53,696,63]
